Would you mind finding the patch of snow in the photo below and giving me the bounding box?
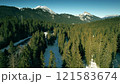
[44,32,48,38]
[86,55,99,68]
[86,16,91,20]
[72,23,75,25]
[79,16,84,21]
[83,12,92,16]
[84,18,87,20]
[86,59,99,68]
[44,39,62,68]
[74,14,79,17]
[20,8,25,11]
[15,7,21,10]
[52,15,55,19]
[68,16,70,18]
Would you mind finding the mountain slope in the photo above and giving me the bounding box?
[0,5,101,24]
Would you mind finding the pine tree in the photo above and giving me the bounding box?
[8,41,16,68]
[0,51,4,67]
[85,31,92,66]
[18,45,32,68]
[48,50,56,68]
[8,41,15,54]
[40,51,45,68]
[9,54,15,68]
[71,40,84,68]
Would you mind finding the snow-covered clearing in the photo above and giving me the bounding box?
[44,39,62,68]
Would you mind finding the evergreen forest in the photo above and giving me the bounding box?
[0,15,120,68]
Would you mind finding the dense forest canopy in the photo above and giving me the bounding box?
[58,17,120,68]
[0,12,120,68]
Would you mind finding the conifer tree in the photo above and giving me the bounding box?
[48,50,56,68]
[19,45,32,68]
[0,51,4,67]
[40,51,45,68]
[8,41,16,68]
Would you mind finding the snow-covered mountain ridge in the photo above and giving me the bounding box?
[33,6,101,22]
[76,12,100,22]
[14,5,119,21]
[102,15,120,19]
[34,6,56,14]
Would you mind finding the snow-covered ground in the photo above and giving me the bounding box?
[44,39,62,68]
[86,58,99,68]
[86,53,120,68]
[1,36,32,52]
[86,55,99,68]
[113,53,120,68]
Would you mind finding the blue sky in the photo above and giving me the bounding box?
[0,0,120,17]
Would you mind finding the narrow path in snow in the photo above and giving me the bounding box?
[1,32,47,52]
[1,36,32,52]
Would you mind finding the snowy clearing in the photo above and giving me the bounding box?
[44,39,62,68]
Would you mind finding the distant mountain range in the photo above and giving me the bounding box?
[102,15,120,19]
[0,5,119,24]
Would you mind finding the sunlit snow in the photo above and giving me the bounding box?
[86,58,99,68]
[34,6,56,14]
[86,55,99,68]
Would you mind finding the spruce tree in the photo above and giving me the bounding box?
[40,51,45,68]
[48,50,56,68]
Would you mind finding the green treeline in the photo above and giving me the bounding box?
[58,17,120,68]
